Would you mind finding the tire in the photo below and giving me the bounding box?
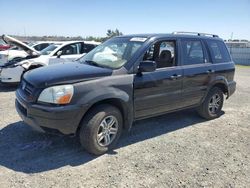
[197,87,224,120]
[79,104,123,155]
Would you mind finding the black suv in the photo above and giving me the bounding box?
[15,32,236,155]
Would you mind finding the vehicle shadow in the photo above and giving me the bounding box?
[0,109,223,174]
[0,83,18,92]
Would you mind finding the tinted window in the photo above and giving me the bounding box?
[181,40,205,65]
[61,43,81,55]
[207,40,231,63]
[143,41,176,68]
[82,44,97,53]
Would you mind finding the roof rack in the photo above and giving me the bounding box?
[172,31,219,38]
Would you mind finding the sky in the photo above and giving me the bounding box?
[0,0,250,40]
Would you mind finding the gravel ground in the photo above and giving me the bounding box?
[0,66,249,188]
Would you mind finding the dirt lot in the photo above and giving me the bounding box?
[0,66,249,188]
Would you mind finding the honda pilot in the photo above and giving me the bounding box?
[15,32,236,155]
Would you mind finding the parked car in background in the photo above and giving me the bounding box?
[0,36,54,66]
[0,39,11,51]
[0,35,100,84]
[15,32,236,155]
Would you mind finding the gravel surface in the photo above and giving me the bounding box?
[0,66,249,188]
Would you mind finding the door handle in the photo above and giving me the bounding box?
[170,74,182,80]
[206,69,215,74]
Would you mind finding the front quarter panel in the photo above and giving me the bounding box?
[72,74,134,130]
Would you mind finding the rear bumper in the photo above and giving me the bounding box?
[15,90,87,135]
[227,81,236,98]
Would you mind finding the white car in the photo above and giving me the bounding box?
[0,35,100,84]
[0,37,54,65]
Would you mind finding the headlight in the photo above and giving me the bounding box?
[38,85,74,104]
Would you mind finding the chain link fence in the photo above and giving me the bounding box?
[226,42,250,65]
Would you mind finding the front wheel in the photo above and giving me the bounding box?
[79,104,123,155]
[197,87,224,120]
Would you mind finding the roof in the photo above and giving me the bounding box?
[116,32,223,41]
[50,40,101,45]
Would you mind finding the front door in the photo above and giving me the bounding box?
[49,42,82,65]
[134,40,183,119]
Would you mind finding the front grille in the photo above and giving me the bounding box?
[19,79,37,102]
[20,80,34,95]
[24,82,33,95]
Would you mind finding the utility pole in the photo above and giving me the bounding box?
[230,32,233,41]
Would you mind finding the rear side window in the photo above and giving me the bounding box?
[207,40,231,63]
[181,40,205,65]
[82,44,96,53]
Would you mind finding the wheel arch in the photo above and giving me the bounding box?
[76,96,133,136]
[207,78,230,99]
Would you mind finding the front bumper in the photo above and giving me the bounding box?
[15,89,87,135]
[0,66,24,83]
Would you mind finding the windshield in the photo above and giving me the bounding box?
[41,44,60,55]
[0,39,6,45]
[78,37,146,69]
[28,42,36,47]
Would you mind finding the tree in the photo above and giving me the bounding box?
[106,29,123,38]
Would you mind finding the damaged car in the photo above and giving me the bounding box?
[0,35,100,84]
[0,36,54,65]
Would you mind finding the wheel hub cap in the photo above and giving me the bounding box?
[208,94,221,114]
[97,115,118,147]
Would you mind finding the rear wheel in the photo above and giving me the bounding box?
[197,87,224,120]
[79,104,123,155]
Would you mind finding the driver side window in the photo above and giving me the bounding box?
[143,41,176,69]
[59,43,81,56]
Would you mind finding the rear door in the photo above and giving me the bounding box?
[134,39,183,119]
[180,38,214,107]
[206,39,235,79]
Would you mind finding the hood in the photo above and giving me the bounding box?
[2,35,40,56]
[23,62,113,88]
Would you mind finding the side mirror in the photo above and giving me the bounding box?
[138,61,156,73]
[56,51,62,58]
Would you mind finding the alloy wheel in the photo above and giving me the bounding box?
[208,93,221,114]
[96,115,119,147]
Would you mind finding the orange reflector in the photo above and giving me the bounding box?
[57,94,72,104]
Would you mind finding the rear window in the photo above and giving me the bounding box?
[207,40,231,63]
